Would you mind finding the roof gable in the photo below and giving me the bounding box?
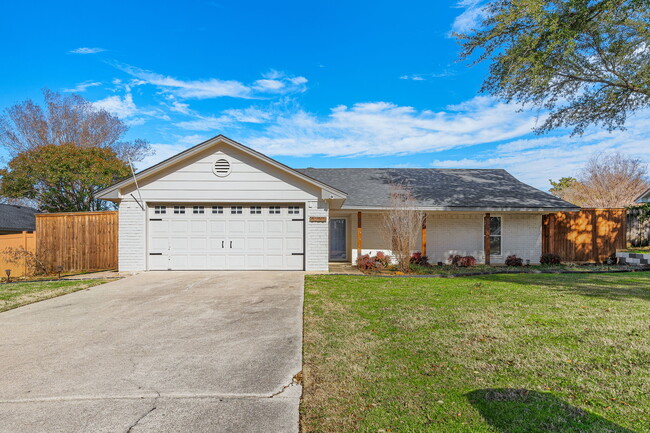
[96,135,347,201]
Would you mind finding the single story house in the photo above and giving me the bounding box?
[0,204,38,234]
[96,135,579,272]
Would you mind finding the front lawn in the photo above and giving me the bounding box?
[0,279,113,312]
[302,273,650,432]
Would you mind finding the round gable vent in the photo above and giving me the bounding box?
[212,158,231,177]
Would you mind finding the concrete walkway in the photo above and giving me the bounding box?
[0,271,304,432]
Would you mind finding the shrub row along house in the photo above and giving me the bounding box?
[96,135,579,271]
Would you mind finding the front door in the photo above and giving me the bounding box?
[329,218,347,261]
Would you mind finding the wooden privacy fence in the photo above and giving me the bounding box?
[626,207,650,247]
[36,211,118,273]
[542,208,626,263]
[0,231,36,277]
[0,211,118,276]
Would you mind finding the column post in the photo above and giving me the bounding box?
[484,213,491,265]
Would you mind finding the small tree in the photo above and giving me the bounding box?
[382,184,424,273]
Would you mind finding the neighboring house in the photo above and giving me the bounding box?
[96,135,579,272]
[0,204,38,234]
[635,188,650,203]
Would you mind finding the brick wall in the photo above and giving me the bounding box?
[305,200,329,271]
[118,199,146,271]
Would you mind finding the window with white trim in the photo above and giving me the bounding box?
[288,206,300,215]
[154,205,166,214]
[269,206,280,215]
[193,206,205,214]
[231,206,242,214]
[250,206,261,214]
[173,205,185,214]
[212,206,223,214]
[490,216,502,255]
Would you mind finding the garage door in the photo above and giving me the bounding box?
[148,204,304,270]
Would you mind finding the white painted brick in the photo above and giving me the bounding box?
[118,199,147,271]
[305,200,329,271]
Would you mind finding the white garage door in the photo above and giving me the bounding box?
[148,204,304,270]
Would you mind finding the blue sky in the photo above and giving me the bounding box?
[2,0,649,190]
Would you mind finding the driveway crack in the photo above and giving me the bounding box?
[125,391,160,433]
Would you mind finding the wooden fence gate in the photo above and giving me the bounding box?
[0,232,36,277]
[542,208,626,263]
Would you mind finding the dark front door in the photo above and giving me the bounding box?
[329,218,347,261]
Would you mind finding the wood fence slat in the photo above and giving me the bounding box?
[544,208,626,263]
[34,211,118,273]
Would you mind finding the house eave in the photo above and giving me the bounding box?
[337,205,581,213]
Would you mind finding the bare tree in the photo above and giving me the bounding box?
[550,152,649,207]
[382,184,424,273]
[0,89,150,163]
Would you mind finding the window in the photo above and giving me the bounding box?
[193,206,205,214]
[154,205,166,215]
[490,216,502,255]
[212,206,223,214]
[174,205,185,214]
[250,206,261,214]
[231,206,242,214]
[288,206,300,215]
[269,206,280,215]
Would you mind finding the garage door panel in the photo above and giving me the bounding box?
[148,204,303,270]
[248,221,265,233]
[247,237,264,250]
[267,220,283,234]
[210,221,227,234]
[189,237,207,250]
[286,237,302,251]
[267,238,283,251]
[191,221,207,232]
[228,220,245,233]
[171,220,188,232]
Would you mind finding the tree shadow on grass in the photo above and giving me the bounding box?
[478,273,650,303]
[467,388,635,433]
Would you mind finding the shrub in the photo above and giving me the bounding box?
[357,252,391,271]
[449,254,476,267]
[0,247,48,276]
[540,253,562,265]
[410,252,429,266]
[505,255,524,266]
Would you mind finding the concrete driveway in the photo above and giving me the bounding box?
[0,271,304,433]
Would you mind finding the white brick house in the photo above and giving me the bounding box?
[96,135,578,271]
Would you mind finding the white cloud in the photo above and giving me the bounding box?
[62,81,102,93]
[94,93,138,118]
[242,96,541,157]
[451,0,487,34]
[111,63,308,100]
[174,115,233,131]
[400,75,426,81]
[431,110,650,189]
[69,47,106,54]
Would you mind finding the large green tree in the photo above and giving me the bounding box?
[457,0,650,134]
[0,144,130,212]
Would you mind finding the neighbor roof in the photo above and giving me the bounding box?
[0,204,38,232]
[636,187,650,203]
[297,168,579,211]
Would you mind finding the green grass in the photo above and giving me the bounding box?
[0,279,112,312]
[301,273,650,432]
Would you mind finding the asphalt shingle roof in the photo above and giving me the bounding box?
[297,168,579,210]
[0,204,38,232]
